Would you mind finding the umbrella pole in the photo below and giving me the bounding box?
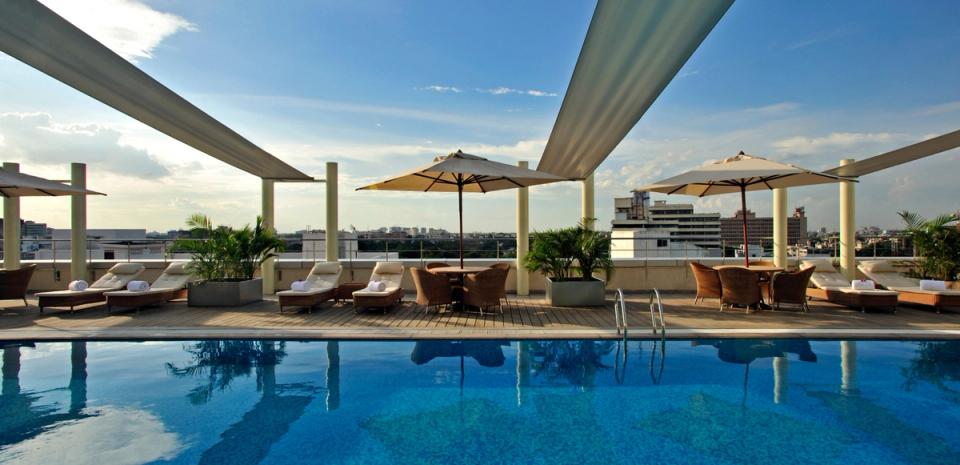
[740,184,749,267]
[458,180,464,268]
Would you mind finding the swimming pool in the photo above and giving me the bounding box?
[1,339,958,464]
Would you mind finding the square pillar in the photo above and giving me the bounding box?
[325,162,338,262]
[773,188,788,268]
[839,159,856,280]
[581,172,595,229]
[516,161,530,296]
[261,179,275,295]
[70,163,87,282]
[3,162,21,270]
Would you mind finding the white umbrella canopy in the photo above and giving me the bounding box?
[358,150,569,267]
[636,152,854,265]
[0,167,104,197]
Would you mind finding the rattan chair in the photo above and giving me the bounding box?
[718,267,763,313]
[411,267,453,313]
[0,264,36,308]
[771,266,815,312]
[463,268,507,315]
[490,263,511,304]
[690,262,721,305]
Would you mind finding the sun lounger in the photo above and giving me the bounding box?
[858,260,960,314]
[37,263,145,313]
[802,259,898,313]
[353,262,404,313]
[104,262,192,313]
[276,262,342,313]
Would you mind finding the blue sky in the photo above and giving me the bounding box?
[1,0,958,233]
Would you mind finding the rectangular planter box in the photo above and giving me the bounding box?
[546,277,606,307]
[188,278,263,307]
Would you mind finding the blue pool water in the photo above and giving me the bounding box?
[1,339,959,465]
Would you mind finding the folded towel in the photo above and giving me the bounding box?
[366,280,386,292]
[851,280,875,290]
[127,280,150,292]
[68,280,89,291]
[291,280,308,292]
[920,280,947,291]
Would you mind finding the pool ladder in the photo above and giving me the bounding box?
[614,288,667,337]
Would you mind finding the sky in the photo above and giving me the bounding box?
[1,0,958,234]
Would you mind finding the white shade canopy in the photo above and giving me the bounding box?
[357,150,568,193]
[0,167,104,197]
[637,152,853,196]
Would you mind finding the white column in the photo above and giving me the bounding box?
[325,162,338,262]
[516,161,530,296]
[3,162,21,270]
[70,163,86,282]
[261,179,275,295]
[581,172,595,229]
[773,356,788,404]
[773,188,788,268]
[839,159,856,280]
[841,341,858,395]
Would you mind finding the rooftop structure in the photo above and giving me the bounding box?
[611,191,721,258]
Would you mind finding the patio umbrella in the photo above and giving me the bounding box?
[0,167,104,197]
[637,151,853,265]
[357,150,568,267]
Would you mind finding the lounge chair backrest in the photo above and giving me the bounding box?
[151,262,193,290]
[801,259,848,288]
[304,262,342,290]
[371,262,404,289]
[858,260,919,289]
[90,263,145,289]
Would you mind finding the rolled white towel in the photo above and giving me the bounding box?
[919,280,947,291]
[127,280,150,292]
[291,280,308,292]
[367,280,386,292]
[851,280,875,290]
[68,280,89,291]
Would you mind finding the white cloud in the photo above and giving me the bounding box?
[476,87,558,97]
[742,102,800,115]
[772,132,895,155]
[914,100,960,117]
[418,85,462,93]
[39,0,196,62]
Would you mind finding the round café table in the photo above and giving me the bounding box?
[713,265,784,308]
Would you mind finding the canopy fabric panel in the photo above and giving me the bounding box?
[357,151,567,193]
[0,0,311,181]
[636,152,852,197]
[537,0,734,179]
[825,129,960,178]
[0,167,104,197]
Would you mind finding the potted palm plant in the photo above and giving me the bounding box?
[523,220,613,306]
[172,214,286,307]
[898,211,960,286]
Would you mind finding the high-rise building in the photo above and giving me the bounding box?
[610,191,721,258]
[720,207,808,248]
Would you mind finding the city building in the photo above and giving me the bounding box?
[610,191,721,258]
[720,207,808,250]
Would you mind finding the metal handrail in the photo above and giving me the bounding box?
[649,289,666,336]
[614,288,628,336]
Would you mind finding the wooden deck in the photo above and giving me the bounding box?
[2,292,960,341]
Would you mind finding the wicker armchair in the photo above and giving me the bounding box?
[463,268,507,315]
[718,267,763,313]
[489,263,511,302]
[0,264,36,308]
[772,266,815,312]
[690,262,721,304]
[410,267,453,313]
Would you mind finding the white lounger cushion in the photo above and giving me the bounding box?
[801,259,899,296]
[858,260,923,290]
[104,262,192,296]
[353,262,403,297]
[277,262,342,296]
[891,287,960,296]
[38,263,145,296]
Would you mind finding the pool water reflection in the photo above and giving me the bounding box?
[1,339,959,464]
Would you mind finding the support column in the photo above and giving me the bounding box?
[3,163,21,270]
[839,159,857,280]
[261,179,275,295]
[581,171,595,229]
[773,188,788,268]
[773,356,788,404]
[325,162,338,262]
[841,341,858,395]
[70,163,87,282]
[516,161,530,296]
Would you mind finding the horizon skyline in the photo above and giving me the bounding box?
[2,0,958,233]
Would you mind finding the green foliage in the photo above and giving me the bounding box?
[171,214,286,281]
[898,211,960,281]
[523,220,613,282]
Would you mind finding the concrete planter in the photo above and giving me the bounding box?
[188,278,263,307]
[546,277,606,307]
